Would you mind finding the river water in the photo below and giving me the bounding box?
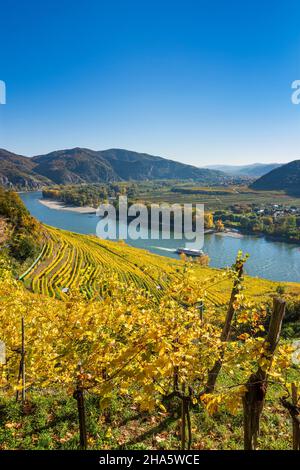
[20,191,300,283]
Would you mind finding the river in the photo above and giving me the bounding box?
[20,191,300,283]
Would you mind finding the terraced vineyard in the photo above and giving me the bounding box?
[20,226,180,300]
[20,225,300,305]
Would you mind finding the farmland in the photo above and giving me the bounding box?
[40,181,300,212]
[20,226,178,301]
[137,183,300,211]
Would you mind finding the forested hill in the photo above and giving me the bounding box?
[96,148,226,182]
[32,148,228,184]
[0,147,229,188]
[250,160,300,194]
[0,149,52,189]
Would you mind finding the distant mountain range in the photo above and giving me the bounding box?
[1,148,297,193]
[250,160,300,194]
[205,163,283,178]
[0,147,229,188]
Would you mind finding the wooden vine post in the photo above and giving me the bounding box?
[291,384,300,450]
[16,317,26,406]
[21,317,25,405]
[180,384,192,450]
[243,298,286,450]
[73,363,88,450]
[281,383,300,450]
[181,385,186,450]
[205,257,244,394]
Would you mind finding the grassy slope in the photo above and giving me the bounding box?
[0,377,297,450]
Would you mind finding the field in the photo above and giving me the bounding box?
[19,225,300,307]
[39,181,300,212]
[129,182,300,211]
[20,226,177,301]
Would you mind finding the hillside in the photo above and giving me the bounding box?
[0,148,287,189]
[1,147,228,188]
[32,148,118,184]
[251,160,300,194]
[1,192,300,451]
[98,148,226,182]
[1,219,300,451]
[19,225,300,307]
[0,187,43,262]
[205,163,282,178]
[0,149,52,189]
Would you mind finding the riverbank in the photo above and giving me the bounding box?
[20,191,300,283]
[38,198,97,214]
[223,223,300,246]
[215,229,244,239]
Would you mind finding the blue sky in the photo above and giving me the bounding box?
[0,0,300,165]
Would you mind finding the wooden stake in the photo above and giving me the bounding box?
[21,317,25,405]
[16,317,26,405]
[205,259,244,394]
[186,391,192,450]
[73,364,87,450]
[282,383,300,450]
[243,298,286,450]
[181,383,186,450]
[292,383,300,450]
[181,398,186,450]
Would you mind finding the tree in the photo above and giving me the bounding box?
[204,213,214,229]
[215,219,224,232]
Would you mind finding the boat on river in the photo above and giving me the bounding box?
[176,247,205,257]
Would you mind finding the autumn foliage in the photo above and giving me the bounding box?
[0,250,297,449]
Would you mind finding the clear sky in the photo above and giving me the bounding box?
[0,0,300,165]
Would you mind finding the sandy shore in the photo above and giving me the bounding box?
[39,198,97,214]
[215,231,244,239]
